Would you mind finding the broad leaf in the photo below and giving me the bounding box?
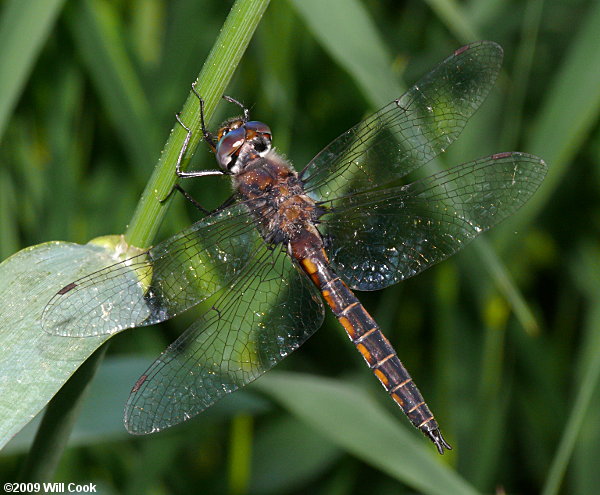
[0,238,139,448]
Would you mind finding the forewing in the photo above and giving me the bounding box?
[320,152,547,290]
[42,204,258,336]
[124,244,324,434]
[301,41,503,200]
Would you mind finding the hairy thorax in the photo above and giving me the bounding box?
[233,150,323,251]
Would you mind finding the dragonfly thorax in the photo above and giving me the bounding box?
[232,150,322,247]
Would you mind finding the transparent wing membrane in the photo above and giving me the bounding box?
[319,152,547,290]
[42,205,257,336]
[301,41,504,200]
[124,245,324,434]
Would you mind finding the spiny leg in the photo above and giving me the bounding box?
[160,85,226,203]
[191,81,217,151]
[173,183,210,215]
[222,94,250,121]
[173,91,224,180]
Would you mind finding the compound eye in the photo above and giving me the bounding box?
[245,121,272,140]
[244,121,272,157]
[216,127,245,169]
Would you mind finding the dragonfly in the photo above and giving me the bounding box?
[42,41,546,454]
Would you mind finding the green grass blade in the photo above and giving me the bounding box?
[0,0,66,141]
[65,0,156,178]
[508,0,600,232]
[423,0,480,41]
[256,372,480,495]
[0,166,18,258]
[228,414,253,495]
[474,242,539,335]
[289,0,401,106]
[572,249,600,494]
[498,0,545,149]
[249,415,342,493]
[541,247,600,495]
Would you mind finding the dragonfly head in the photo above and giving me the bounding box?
[215,120,272,174]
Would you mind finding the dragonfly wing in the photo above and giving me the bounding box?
[319,152,547,291]
[42,204,259,337]
[124,243,324,434]
[301,41,503,199]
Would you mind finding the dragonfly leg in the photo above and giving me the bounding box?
[213,194,237,213]
[173,184,211,215]
[191,82,218,151]
[158,182,208,213]
[173,112,224,180]
[166,183,236,218]
[157,104,225,202]
[222,95,250,122]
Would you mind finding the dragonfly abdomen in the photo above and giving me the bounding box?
[296,247,451,454]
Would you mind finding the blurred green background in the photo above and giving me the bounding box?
[1,0,599,493]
